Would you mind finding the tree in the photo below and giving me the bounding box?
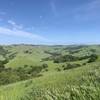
[42,64,48,69]
[87,54,98,63]
[63,63,81,70]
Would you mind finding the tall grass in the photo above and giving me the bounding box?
[20,84,100,100]
[16,66,100,100]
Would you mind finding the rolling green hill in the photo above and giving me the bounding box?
[0,44,100,100]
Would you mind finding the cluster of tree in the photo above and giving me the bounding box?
[87,54,98,63]
[41,56,54,61]
[44,51,61,56]
[53,55,78,63]
[63,45,88,51]
[24,50,32,54]
[62,63,81,70]
[0,46,17,65]
[0,46,9,57]
[90,49,96,53]
[68,48,96,55]
[0,63,48,85]
[8,52,17,60]
[68,49,81,54]
[42,53,98,64]
[42,54,79,62]
[0,59,9,68]
[53,54,98,63]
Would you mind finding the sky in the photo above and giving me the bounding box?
[0,0,100,45]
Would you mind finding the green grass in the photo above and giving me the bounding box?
[0,61,100,100]
[0,45,100,100]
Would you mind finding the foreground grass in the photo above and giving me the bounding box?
[0,62,100,100]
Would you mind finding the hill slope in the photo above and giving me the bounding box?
[0,45,100,100]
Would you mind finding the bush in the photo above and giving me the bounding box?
[82,63,86,65]
[87,54,98,63]
[24,65,28,68]
[63,63,81,70]
[0,65,44,85]
[45,68,48,71]
[55,67,61,71]
[90,49,96,53]
[54,58,60,63]
[42,64,48,69]
[0,46,8,56]
[0,65,5,72]
[53,55,79,63]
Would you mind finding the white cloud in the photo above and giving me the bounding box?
[8,20,23,30]
[0,27,46,41]
[8,20,16,25]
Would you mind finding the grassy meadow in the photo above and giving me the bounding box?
[0,44,100,100]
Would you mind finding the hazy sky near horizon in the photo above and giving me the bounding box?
[0,0,100,44]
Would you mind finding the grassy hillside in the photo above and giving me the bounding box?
[0,45,100,100]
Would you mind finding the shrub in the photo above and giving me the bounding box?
[87,54,98,63]
[63,63,81,70]
[42,64,48,69]
[24,65,28,68]
[0,65,44,85]
[55,67,61,71]
[82,63,86,65]
[45,68,48,71]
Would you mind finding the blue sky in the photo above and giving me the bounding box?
[0,0,100,45]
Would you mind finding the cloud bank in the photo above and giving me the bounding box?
[0,27,46,41]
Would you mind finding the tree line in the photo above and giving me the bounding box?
[0,62,48,85]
